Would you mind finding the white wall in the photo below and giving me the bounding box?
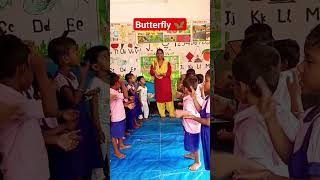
[110,0,210,23]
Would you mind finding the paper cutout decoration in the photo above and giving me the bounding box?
[202,49,210,61]
[111,43,119,49]
[186,52,194,62]
[23,0,57,15]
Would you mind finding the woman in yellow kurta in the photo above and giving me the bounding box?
[150,49,175,118]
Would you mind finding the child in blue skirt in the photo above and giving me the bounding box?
[181,75,204,171]
[49,35,103,180]
[110,73,132,159]
[184,70,211,171]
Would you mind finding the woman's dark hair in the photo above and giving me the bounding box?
[84,45,109,65]
[233,43,280,97]
[156,48,164,60]
[110,72,120,87]
[0,34,30,79]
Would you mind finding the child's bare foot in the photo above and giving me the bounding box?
[114,153,125,159]
[184,153,195,159]
[189,162,201,171]
[120,145,131,150]
[134,125,140,128]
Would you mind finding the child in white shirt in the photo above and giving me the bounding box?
[137,76,150,120]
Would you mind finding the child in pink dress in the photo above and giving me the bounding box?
[182,75,204,171]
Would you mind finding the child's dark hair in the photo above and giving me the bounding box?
[84,45,109,65]
[241,35,271,51]
[137,76,144,83]
[48,36,77,65]
[186,68,196,78]
[269,39,300,69]
[244,23,274,40]
[125,71,134,82]
[0,34,30,79]
[110,72,120,87]
[232,43,280,97]
[305,24,320,49]
[183,75,198,92]
[196,74,204,83]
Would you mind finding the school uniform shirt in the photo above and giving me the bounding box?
[110,88,126,122]
[23,87,59,129]
[233,104,299,177]
[55,72,79,92]
[89,77,109,128]
[182,95,203,134]
[202,97,210,116]
[293,107,320,175]
[273,70,292,111]
[196,84,202,98]
[137,86,148,102]
[0,84,49,180]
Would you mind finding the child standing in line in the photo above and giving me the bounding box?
[0,34,50,180]
[231,43,299,177]
[196,74,205,99]
[125,72,140,130]
[137,76,150,120]
[182,75,204,171]
[49,36,103,180]
[184,70,211,170]
[85,45,110,180]
[233,24,320,180]
[110,73,132,159]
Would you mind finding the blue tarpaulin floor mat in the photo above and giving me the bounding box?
[110,116,210,180]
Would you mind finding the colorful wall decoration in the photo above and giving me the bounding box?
[110,20,210,100]
[0,0,108,56]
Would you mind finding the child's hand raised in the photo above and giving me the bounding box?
[286,69,301,100]
[190,86,196,99]
[254,77,277,119]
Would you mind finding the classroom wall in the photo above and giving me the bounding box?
[110,0,210,23]
[110,0,210,77]
[0,0,103,46]
[221,0,320,60]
